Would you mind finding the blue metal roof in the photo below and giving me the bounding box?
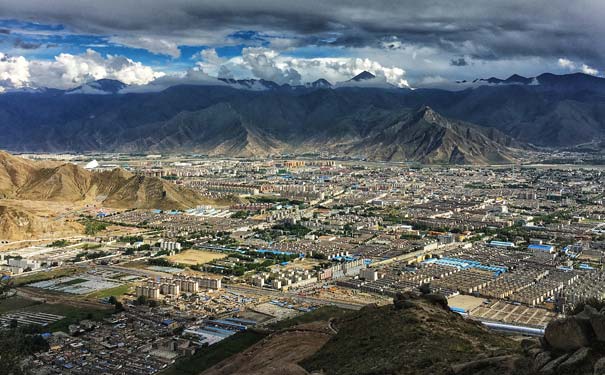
[528,244,554,252]
[224,317,257,325]
[489,241,515,247]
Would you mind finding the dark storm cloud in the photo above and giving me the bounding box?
[450,57,468,67]
[0,28,9,34]
[0,0,602,66]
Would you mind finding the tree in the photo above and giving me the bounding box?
[84,220,108,236]
[137,295,148,305]
[0,276,13,299]
[0,325,50,374]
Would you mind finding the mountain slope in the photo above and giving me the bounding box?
[349,106,518,164]
[1,72,605,152]
[107,103,518,163]
[0,151,205,209]
[0,204,82,241]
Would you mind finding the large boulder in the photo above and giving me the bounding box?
[591,314,605,342]
[393,291,416,310]
[544,317,593,352]
[540,353,569,374]
[577,305,601,319]
[421,293,449,310]
[558,347,592,372]
[534,351,552,370]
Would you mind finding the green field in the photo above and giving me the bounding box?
[86,283,133,299]
[160,330,268,375]
[0,295,40,313]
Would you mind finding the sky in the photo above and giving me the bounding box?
[0,0,603,91]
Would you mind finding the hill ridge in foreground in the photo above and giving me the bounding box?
[201,293,532,375]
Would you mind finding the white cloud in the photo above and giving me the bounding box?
[558,58,574,69]
[558,57,598,76]
[196,47,410,87]
[121,67,226,93]
[581,64,598,76]
[198,48,225,64]
[195,48,229,76]
[240,47,302,85]
[0,53,30,92]
[0,49,164,91]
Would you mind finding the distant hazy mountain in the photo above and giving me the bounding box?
[306,78,333,88]
[1,72,605,159]
[67,79,128,95]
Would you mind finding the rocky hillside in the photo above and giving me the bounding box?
[350,106,518,164]
[532,303,605,375]
[0,150,204,209]
[0,204,82,241]
[202,293,531,375]
[301,293,528,375]
[202,292,605,375]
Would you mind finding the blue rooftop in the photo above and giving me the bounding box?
[489,240,515,247]
[528,244,554,252]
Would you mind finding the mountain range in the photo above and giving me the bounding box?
[2,71,605,162]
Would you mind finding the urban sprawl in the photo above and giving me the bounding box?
[3,154,605,374]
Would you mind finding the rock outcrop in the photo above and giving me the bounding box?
[523,304,605,374]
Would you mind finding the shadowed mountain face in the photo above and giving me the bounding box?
[350,106,518,164]
[1,72,605,159]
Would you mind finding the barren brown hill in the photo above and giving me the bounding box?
[0,150,218,240]
[0,150,205,209]
[202,321,333,375]
[0,204,82,241]
[0,150,42,198]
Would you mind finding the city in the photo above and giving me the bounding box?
[2,1,605,374]
[2,152,605,373]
